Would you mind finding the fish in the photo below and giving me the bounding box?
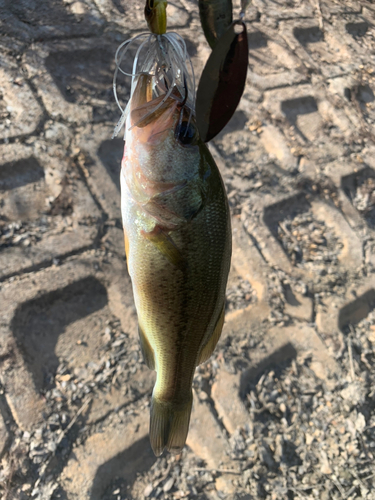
[117,34,232,456]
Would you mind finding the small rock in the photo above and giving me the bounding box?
[305,433,314,446]
[341,383,366,406]
[320,451,332,475]
[70,1,87,15]
[144,483,153,497]
[355,413,366,433]
[163,477,175,493]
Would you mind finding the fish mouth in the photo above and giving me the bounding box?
[129,74,182,145]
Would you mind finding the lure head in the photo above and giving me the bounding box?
[145,0,168,35]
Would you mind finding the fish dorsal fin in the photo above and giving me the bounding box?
[198,304,225,365]
[138,324,156,370]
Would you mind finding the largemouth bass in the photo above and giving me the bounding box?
[117,33,231,456]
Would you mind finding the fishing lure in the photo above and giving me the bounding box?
[199,0,233,49]
[145,0,167,35]
[196,0,249,142]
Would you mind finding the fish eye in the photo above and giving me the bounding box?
[175,121,197,146]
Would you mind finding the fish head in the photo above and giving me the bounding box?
[122,74,203,207]
[125,73,201,186]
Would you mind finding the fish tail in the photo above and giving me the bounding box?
[150,393,193,456]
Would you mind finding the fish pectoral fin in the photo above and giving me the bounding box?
[141,226,186,272]
[198,305,225,365]
[138,325,156,370]
[147,179,203,223]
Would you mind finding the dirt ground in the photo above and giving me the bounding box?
[1,0,375,499]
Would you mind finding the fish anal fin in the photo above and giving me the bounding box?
[198,305,225,365]
[138,325,156,370]
[142,226,186,272]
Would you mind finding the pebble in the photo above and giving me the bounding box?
[163,477,175,493]
[144,484,153,497]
